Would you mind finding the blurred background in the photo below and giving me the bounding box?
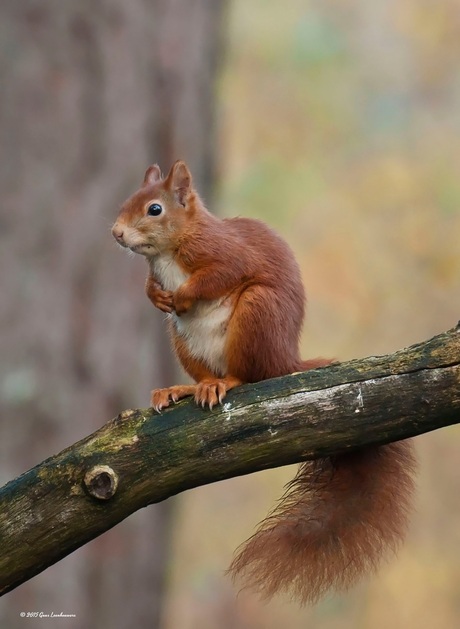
[1,0,459,627]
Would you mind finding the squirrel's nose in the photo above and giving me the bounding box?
[112,223,125,243]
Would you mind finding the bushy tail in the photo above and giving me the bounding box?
[298,358,334,370]
[228,441,416,604]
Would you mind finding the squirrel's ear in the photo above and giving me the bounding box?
[166,160,192,206]
[143,164,162,186]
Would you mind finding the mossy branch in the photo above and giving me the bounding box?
[1,325,459,595]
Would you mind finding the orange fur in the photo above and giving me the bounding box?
[112,161,417,604]
[229,441,416,603]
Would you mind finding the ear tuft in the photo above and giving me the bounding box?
[143,164,162,187]
[166,160,192,205]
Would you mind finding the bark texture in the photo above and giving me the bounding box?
[1,325,459,596]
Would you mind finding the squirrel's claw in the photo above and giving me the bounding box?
[150,385,196,413]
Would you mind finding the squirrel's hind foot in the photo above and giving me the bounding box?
[151,376,243,412]
[150,385,196,412]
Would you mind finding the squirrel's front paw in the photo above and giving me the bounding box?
[145,277,174,313]
[153,290,174,313]
[173,290,194,316]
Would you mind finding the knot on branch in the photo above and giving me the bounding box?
[84,465,119,500]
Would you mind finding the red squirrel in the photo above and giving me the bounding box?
[112,160,416,604]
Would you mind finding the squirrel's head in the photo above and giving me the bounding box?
[112,160,196,257]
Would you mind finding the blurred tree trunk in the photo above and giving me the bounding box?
[0,1,227,628]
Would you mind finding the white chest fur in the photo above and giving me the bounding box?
[151,254,232,377]
[152,253,189,292]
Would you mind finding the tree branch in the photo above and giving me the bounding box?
[1,325,459,595]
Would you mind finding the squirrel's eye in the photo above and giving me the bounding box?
[147,203,163,216]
